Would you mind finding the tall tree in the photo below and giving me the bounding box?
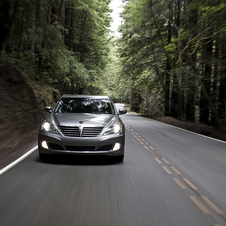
[0,0,10,51]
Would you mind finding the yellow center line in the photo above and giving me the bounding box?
[189,196,211,214]
[201,196,224,215]
[173,178,187,189]
[162,166,173,174]
[171,166,181,175]
[155,151,162,157]
[162,158,170,165]
[155,157,163,164]
[126,124,224,220]
[183,178,198,190]
[148,151,156,156]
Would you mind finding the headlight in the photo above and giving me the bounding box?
[41,121,57,132]
[104,122,122,135]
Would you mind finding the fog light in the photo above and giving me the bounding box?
[41,141,48,149]
[113,143,120,151]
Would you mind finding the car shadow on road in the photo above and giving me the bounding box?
[37,155,123,166]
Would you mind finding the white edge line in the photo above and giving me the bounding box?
[128,113,226,144]
[161,123,226,144]
[0,145,38,176]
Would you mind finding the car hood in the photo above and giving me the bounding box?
[50,113,116,128]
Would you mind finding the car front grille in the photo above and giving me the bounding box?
[82,127,103,137]
[59,126,103,137]
[59,126,80,137]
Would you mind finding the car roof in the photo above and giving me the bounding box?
[61,94,110,99]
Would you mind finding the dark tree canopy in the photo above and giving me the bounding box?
[0,0,112,95]
[116,0,226,131]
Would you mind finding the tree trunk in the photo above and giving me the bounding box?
[79,13,87,62]
[211,41,219,126]
[164,1,172,116]
[185,0,197,122]
[200,36,212,124]
[171,0,181,119]
[218,41,226,130]
[51,0,60,24]
[70,8,75,51]
[0,0,10,52]
[64,6,71,48]
[171,72,179,118]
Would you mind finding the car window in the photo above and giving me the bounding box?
[54,98,115,114]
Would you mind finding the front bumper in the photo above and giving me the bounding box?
[38,131,125,156]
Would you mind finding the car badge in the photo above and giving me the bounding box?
[79,126,83,137]
[79,121,83,124]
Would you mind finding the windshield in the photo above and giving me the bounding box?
[54,98,115,114]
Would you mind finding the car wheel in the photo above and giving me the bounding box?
[114,155,124,162]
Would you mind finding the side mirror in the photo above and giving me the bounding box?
[44,106,52,113]
[118,108,127,115]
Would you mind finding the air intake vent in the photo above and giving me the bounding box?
[48,143,64,150]
[59,126,80,137]
[96,145,113,151]
[82,127,103,137]
[66,146,95,151]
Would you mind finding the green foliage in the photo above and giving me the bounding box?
[116,0,226,128]
[2,0,112,95]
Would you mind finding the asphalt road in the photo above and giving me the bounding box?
[0,112,226,226]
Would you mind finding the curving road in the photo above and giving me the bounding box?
[0,112,226,226]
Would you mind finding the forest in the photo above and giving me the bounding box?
[0,0,112,95]
[0,0,226,132]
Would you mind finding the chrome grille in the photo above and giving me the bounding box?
[59,126,103,137]
[82,127,103,137]
[59,126,80,137]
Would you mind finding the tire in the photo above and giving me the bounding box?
[114,155,124,162]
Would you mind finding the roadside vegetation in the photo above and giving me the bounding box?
[0,0,226,152]
[0,0,112,95]
[117,0,226,132]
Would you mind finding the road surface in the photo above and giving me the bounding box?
[0,111,226,226]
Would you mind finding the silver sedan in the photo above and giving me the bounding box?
[38,95,127,162]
